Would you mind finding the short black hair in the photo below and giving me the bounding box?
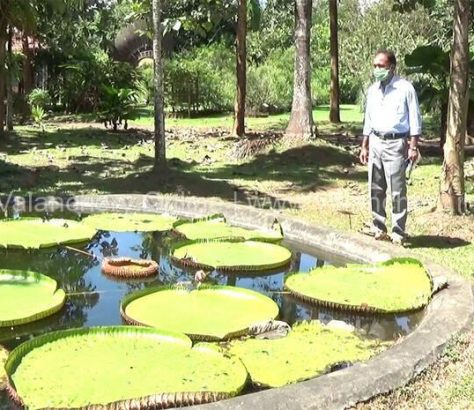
[375,49,397,67]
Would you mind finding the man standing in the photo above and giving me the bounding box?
[360,50,422,245]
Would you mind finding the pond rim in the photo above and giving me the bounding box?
[63,194,474,410]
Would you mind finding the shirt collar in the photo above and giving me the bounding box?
[378,74,398,90]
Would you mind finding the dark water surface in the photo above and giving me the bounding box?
[0,214,425,408]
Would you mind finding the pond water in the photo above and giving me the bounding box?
[0,213,425,409]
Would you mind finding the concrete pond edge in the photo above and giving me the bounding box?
[72,194,474,410]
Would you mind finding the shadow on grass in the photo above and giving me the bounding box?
[205,143,365,192]
[406,235,471,250]
[1,127,152,154]
[0,127,368,208]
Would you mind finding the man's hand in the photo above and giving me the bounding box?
[360,146,369,165]
[408,147,419,163]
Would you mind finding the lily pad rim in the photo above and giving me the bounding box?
[0,269,67,327]
[172,213,284,243]
[5,325,248,410]
[0,218,98,249]
[81,212,179,232]
[170,238,292,273]
[120,285,280,341]
[284,258,433,314]
[227,320,384,388]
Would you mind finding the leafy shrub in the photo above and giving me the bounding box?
[27,89,51,109]
[136,61,154,105]
[247,48,294,114]
[164,43,234,115]
[60,49,138,113]
[31,106,46,132]
[97,85,138,131]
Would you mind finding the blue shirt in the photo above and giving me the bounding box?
[363,75,422,137]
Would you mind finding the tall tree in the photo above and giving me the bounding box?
[233,0,247,137]
[329,0,340,123]
[439,0,470,213]
[6,27,14,131]
[0,0,83,135]
[286,0,314,139]
[0,1,36,137]
[0,22,6,137]
[152,0,166,172]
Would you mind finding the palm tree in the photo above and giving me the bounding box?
[286,0,315,139]
[152,0,166,173]
[439,0,470,214]
[329,0,340,123]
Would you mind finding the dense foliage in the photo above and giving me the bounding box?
[6,0,470,119]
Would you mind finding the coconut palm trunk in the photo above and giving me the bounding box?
[438,0,470,214]
[152,0,166,172]
[286,0,314,139]
[329,0,340,123]
[233,0,247,137]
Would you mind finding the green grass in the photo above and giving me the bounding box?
[131,104,364,130]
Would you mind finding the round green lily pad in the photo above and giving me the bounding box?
[0,218,97,249]
[171,240,292,272]
[285,258,432,313]
[0,270,66,327]
[0,346,7,390]
[227,321,384,388]
[82,212,177,232]
[174,217,283,242]
[121,285,280,340]
[6,326,248,410]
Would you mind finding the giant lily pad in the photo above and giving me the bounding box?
[226,321,383,388]
[6,326,248,410]
[0,346,7,390]
[121,285,279,340]
[0,270,66,327]
[285,258,432,313]
[171,239,292,272]
[174,215,283,242]
[0,218,97,249]
[82,212,177,232]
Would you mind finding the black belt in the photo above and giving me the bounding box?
[372,131,409,140]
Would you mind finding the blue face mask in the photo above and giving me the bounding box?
[373,67,391,82]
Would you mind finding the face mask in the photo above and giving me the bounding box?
[373,67,391,82]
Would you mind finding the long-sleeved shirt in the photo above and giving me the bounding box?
[362,75,422,137]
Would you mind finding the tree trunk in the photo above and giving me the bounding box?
[21,34,34,121]
[329,0,340,123]
[286,0,315,139]
[22,35,34,95]
[152,0,166,173]
[233,0,247,137]
[0,24,7,138]
[466,101,474,145]
[438,0,470,214]
[6,27,13,131]
[439,102,448,150]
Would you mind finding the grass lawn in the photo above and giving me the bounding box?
[131,104,364,130]
[0,111,473,408]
